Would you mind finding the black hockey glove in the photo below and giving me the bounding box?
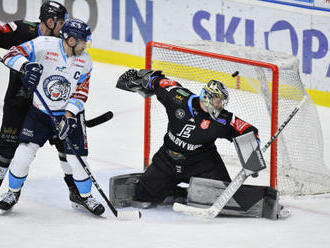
[58,116,78,140]
[22,62,43,92]
[136,69,164,89]
[116,69,164,92]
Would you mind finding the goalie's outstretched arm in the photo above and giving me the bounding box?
[116,69,164,97]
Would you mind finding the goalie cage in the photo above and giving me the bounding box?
[144,40,330,196]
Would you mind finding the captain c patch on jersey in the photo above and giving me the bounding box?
[43,75,71,101]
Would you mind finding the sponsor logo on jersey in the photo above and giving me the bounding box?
[43,75,71,101]
[200,119,211,129]
[47,51,59,57]
[74,58,86,64]
[176,124,195,138]
[21,128,34,137]
[159,78,177,88]
[72,63,84,68]
[175,108,185,119]
[168,131,202,151]
[56,66,68,73]
[45,51,59,61]
[175,95,184,101]
[176,89,189,97]
[45,56,57,61]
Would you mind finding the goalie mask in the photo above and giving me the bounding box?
[200,80,229,120]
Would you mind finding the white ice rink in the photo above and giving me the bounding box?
[0,62,330,248]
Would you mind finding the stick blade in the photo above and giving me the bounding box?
[173,202,212,218]
[116,210,141,220]
[85,111,113,128]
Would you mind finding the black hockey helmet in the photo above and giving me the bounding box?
[39,1,69,22]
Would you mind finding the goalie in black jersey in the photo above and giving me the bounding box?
[116,69,259,205]
[0,2,80,203]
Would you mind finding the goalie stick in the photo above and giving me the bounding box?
[35,90,141,220]
[173,95,308,218]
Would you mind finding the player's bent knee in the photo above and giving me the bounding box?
[10,143,39,177]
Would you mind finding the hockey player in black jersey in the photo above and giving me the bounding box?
[116,69,260,205]
[0,1,79,203]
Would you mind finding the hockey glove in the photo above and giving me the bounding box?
[58,116,78,140]
[136,69,164,89]
[116,69,164,92]
[22,62,43,92]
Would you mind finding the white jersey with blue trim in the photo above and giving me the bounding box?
[3,36,92,116]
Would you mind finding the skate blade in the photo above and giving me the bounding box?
[71,202,86,210]
[71,202,104,217]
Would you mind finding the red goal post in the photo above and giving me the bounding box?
[143,41,329,196]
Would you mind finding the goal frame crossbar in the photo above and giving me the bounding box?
[144,41,280,189]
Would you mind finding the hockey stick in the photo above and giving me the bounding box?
[32,91,140,220]
[85,111,113,128]
[173,95,308,218]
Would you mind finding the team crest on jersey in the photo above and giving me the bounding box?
[43,75,71,101]
[175,109,185,119]
[200,119,211,129]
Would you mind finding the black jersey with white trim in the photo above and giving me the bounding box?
[152,77,259,157]
[0,20,40,104]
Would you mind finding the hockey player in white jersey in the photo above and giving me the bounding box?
[0,19,105,216]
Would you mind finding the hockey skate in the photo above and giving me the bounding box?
[0,190,21,211]
[70,194,105,216]
[64,175,82,205]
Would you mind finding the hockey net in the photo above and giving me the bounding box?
[144,40,330,196]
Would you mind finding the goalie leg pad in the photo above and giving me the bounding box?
[187,177,282,219]
[109,173,187,209]
[109,173,144,208]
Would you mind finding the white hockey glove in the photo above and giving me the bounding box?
[58,116,77,140]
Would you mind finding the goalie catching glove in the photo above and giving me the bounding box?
[116,69,164,97]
